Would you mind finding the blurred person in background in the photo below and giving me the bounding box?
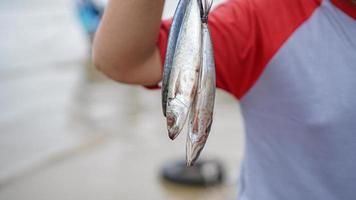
[93,0,356,199]
[76,0,105,41]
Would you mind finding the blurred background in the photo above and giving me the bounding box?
[0,0,245,199]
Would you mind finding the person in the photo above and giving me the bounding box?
[92,0,356,199]
[76,0,105,41]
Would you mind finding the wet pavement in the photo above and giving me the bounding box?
[0,0,244,199]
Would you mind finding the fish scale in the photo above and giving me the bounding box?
[162,0,215,166]
[165,0,202,140]
[186,22,216,166]
[161,0,189,117]
[185,0,215,166]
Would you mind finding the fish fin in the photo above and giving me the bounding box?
[174,71,181,98]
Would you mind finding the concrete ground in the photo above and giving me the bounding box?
[0,0,244,199]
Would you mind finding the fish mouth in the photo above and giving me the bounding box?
[169,132,179,140]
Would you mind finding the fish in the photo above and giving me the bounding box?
[186,0,215,166]
[162,0,189,117]
[166,0,202,140]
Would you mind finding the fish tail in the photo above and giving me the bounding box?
[198,0,213,23]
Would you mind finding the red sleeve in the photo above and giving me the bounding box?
[157,0,321,99]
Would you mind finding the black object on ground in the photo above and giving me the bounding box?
[160,159,225,187]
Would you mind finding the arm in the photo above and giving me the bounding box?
[92,0,164,86]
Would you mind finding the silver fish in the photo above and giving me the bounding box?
[166,0,202,140]
[186,0,215,166]
[162,0,189,117]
